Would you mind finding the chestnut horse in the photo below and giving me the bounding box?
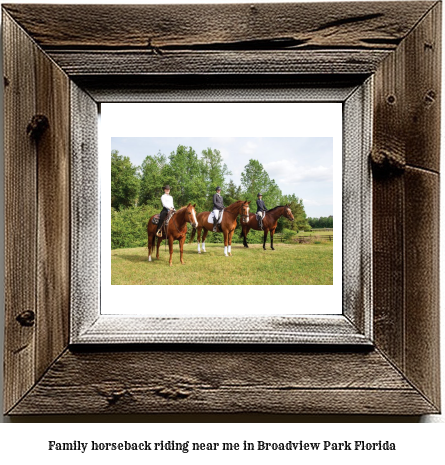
[193,200,250,256]
[147,203,198,266]
[241,204,294,250]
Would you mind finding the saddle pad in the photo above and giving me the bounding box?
[208,210,224,224]
[151,212,174,225]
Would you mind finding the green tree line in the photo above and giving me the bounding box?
[111,146,318,249]
[307,215,333,229]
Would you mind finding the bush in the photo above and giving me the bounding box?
[111,205,158,249]
[282,228,297,242]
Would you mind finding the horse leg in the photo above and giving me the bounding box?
[242,226,250,248]
[228,229,234,256]
[197,227,202,254]
[148,234,153,262]
[263,230,268,250]
[168,235,174,266]
[179,235,186,265]
[270,228,275,250]
[156,236,162,259]
[201,229,208,252]
[223,230,229,256]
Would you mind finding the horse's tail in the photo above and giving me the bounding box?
[189,227,197,244]
[239,229,244,239]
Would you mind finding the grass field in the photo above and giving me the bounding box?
[111,242,333,285]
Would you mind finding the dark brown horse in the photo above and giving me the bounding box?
[147,203,198,266]
[193,200,250,256]
[241,204,294,250]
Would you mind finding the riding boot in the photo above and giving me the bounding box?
[259,216,263,230]
[156,220,163,237]
[213,218,218,232]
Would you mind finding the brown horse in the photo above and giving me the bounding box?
[147,203,198,266]
[241,204,294,250]
[194,200,250,256]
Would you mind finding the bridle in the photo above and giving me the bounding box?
[241,203,250,223]
[285,207,294,222]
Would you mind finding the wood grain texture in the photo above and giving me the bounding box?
[404,168,440,408]
[3,12,37,414]
[342,81,372,337]
[371,7,407,372]
[372,3,441,411]
[76,75,364,103]
[2,2,435,50]
[8,349,437,415]
[35,42,70,380]
[404,2,441,172]
[70,83,99,340]
[75,316,370,345]
[47,50,390,76]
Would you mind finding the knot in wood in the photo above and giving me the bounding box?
[424,90,436,105]
[16,310,35,327]
[27,114,49,140]
[370,149,405,177]
[154,386,191,400]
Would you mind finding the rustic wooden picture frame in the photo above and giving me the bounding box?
[3,2,440,415]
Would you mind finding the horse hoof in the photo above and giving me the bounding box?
[229,253,232,256]
[148,257,151,262]
[224,254,229,257]
[198,251,201,254]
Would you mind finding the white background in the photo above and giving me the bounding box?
[0,0,444,462]
[101,102,342,315]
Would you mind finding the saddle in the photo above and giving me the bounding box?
[152,210,175,227]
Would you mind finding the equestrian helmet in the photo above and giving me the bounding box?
[163,184,171,190]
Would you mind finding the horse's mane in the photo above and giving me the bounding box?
[267,205,286,213]
[225,200,246,212]
[178,204,193,211]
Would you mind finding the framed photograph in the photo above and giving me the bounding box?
[3,2,440,415]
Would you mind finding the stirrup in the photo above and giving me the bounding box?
[156,229,162,237]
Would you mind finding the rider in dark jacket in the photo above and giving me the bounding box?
[256,193,267,230]
[212,186,224,231]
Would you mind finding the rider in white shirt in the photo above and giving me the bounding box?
[156,185,175,237]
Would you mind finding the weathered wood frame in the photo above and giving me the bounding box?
[3,2,441,415]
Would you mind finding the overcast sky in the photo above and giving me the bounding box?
[111,137,334,218]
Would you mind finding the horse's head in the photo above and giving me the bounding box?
[241,201,251,223]
[186,203,198,228]
[285,204,294,222]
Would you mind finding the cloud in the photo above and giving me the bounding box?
[241,141,258,155]
[264,160,332,184]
